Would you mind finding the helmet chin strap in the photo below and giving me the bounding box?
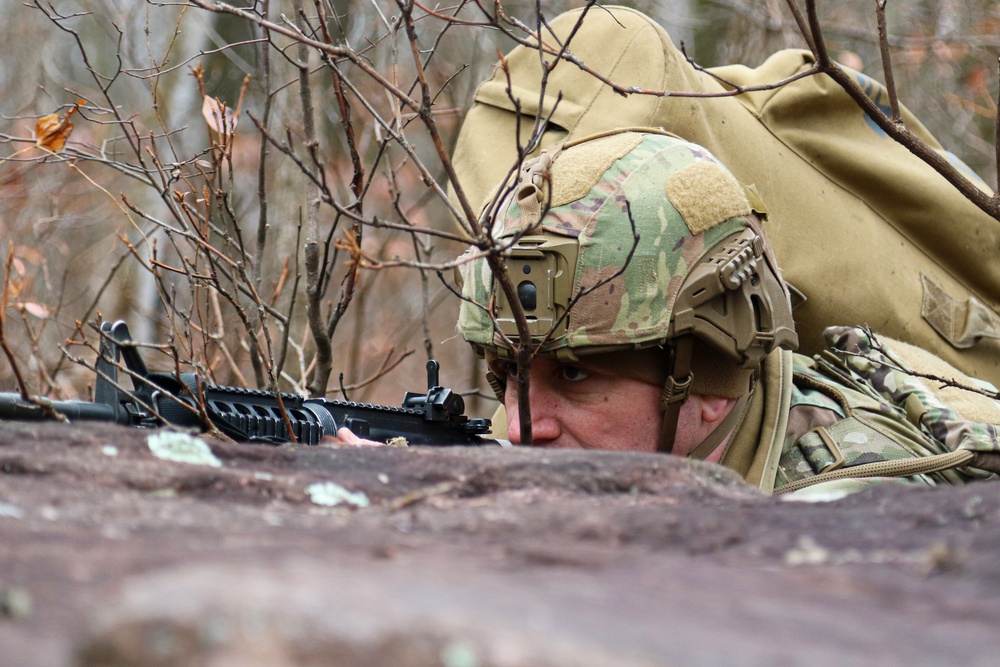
[685,392,750,461]
[658,335,693,454]
[657,333,750,460]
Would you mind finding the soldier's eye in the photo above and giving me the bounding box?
[560,366,590,382]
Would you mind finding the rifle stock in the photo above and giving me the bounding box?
[0,321,495,447]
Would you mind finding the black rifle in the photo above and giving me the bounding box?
[0,321,494,446]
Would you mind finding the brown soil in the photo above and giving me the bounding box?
[2,421,1000,666]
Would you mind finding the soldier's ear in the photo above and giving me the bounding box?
[696,394,737,425]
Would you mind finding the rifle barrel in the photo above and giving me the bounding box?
[0,393,118,422]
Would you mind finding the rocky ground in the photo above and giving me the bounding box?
[2,420,1000,666]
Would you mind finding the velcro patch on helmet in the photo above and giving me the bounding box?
[550,132,644,207]
[666,162,752,234]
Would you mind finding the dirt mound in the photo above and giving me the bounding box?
[2,421,999,666]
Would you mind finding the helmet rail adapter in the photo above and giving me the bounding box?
[456,129,798,455]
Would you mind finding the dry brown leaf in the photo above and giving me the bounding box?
[4,259,26,300]
[202,96,237,135]
[35,100,83,152]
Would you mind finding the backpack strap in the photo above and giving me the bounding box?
[774,449,974,494]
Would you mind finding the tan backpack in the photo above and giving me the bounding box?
[450,5,1000,388]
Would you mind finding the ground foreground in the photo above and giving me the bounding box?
[2,421,1000,666]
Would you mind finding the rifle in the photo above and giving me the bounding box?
[0,321,495,446]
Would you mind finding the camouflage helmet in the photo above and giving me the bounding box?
[456,130,797,454]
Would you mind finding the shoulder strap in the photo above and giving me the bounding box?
[774,450,974,494]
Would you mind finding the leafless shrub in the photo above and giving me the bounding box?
[0,0,997,443]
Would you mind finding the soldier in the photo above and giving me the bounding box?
[454,129,1000,495]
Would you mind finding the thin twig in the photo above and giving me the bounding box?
[874,0,901,122]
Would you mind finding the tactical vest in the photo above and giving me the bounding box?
[771,327,1000,494]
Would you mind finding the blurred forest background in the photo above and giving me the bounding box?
[1,0,998,419]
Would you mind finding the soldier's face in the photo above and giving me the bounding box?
[502,356,662,452]
[503,356,728,458]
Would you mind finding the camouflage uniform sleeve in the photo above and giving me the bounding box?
[824,327,1000,460]
[773,327,1000,493]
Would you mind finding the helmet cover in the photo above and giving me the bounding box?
[457,131,774,359]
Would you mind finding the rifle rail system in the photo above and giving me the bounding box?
[0,321,494,446]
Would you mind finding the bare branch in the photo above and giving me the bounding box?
[874,0,901,122]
